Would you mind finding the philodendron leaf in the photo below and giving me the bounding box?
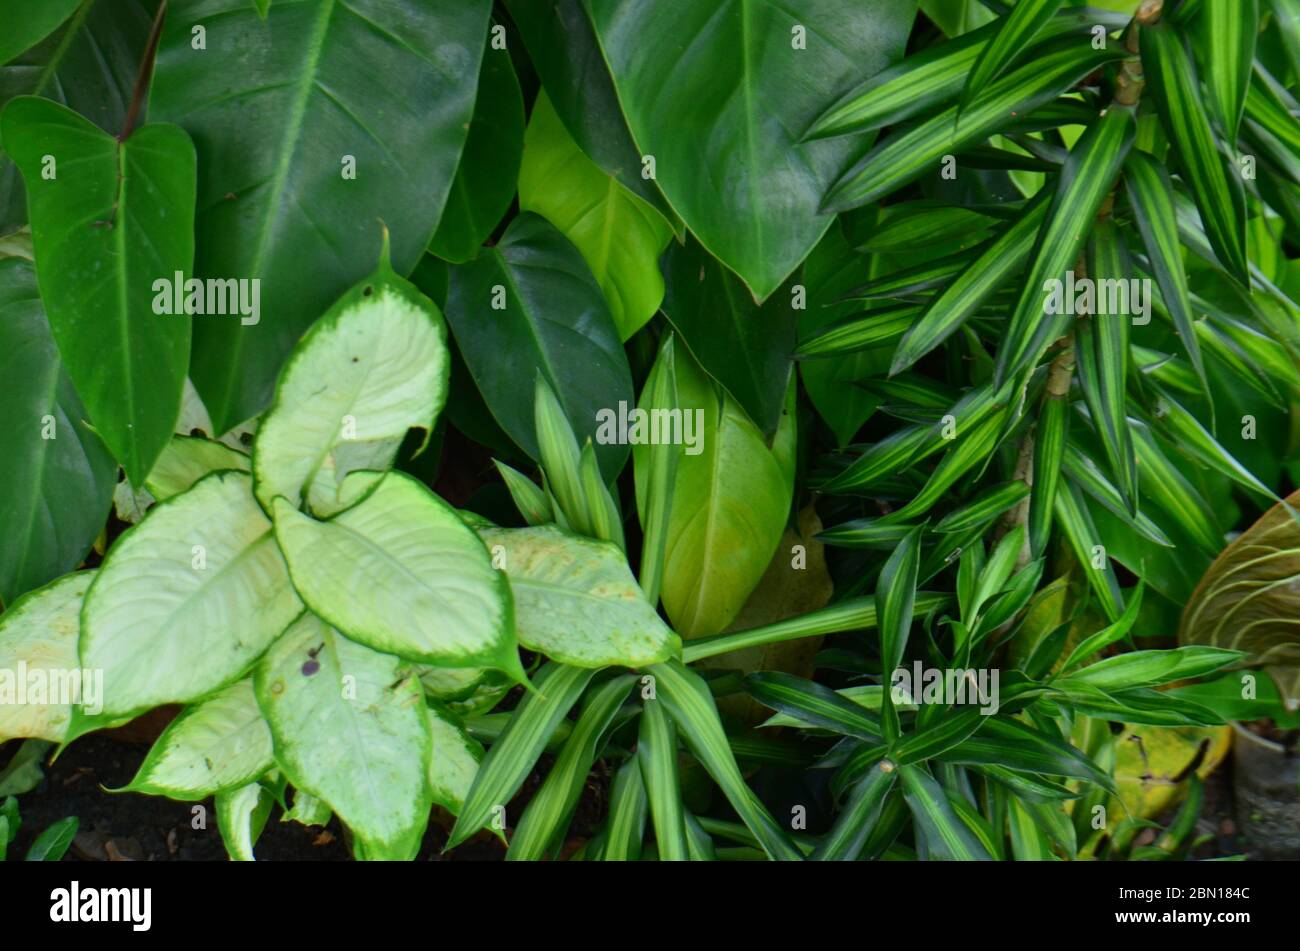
[215,781,274,862]
[0,257,116,605]
[151,0,491,432]
[444,212,634,481]
[271,471,520,677]
[519,91,672,341]
[1180,488,1300,706]
[586,0,914,300]
[146,435,250,503]
[476,525,680,668]
[633,350,793,637]
[0,0,81,69]
[120,679,273,801]
[255,613,431,861]
[0,571,93,744]
[80,471,303,721]
[430,31,524,263]
[252,245,450,517]
[1,96,195,484]
[0,0,154,235]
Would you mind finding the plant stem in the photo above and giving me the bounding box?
[119,0,168,142]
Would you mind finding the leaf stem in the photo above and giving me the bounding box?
[119,0,168,142]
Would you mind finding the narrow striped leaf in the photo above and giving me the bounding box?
[600,755,648,861]
[507,674,634,860]
[891,195,1049,374]
[941,717,1116,791]
[1063,646,1241,691]
[534,375,590,535]
[447,663,597,850]
[579,441,625,550]
[1075,220,1137,513]
[892,709,990,766]
[649,660,802,861]
[899,763,992,860]
[1246,67,1300,160]
[1054,479,1124,622]
[495,460,552,526]
[745,673,882,741]
[638,695,689,861]
[1151,390,1278,501]
[934,481,1030,535]
[1029,389,1067,557]
[844,250,975,302]
[1060,581,1144,672]
[823,38,1123,212]
[810,761,897,861]
[877,527,923,743]
[1196,0,1258,145]
[683,811,718,861]
[807,8,1125,139]
[820,380,1010,492]
[636,334,679,605]
[888,408,1010,521]
[1273,0,1300,82]
[1144,19,1249,284]
[682,592,951,664]
[816,519,918,550]
[960,0,1067,115]
[995,104,1136,385]
[855,204,996,253]
[1124,150,1205,385]
[796,304,922,358]
[1129,420,1224,553]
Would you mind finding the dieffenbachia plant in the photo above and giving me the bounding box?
[0,244,683,860]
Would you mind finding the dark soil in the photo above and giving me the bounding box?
[3,732,609,862]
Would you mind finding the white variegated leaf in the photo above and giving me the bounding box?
[122,679,273,800]
[254,613,431,861]
[271,472,520,675]
[81,471,302,720]
[146,435,250,502]
[252,257,449,518]
[0,572,93,744]
[477,525,680,668]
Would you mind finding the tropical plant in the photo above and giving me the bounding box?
[0,0,1295,863]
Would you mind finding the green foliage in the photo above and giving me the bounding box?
[0,0,1295,863]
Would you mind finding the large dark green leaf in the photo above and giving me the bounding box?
[995,103,1135,385]
[0,0,154,233]
[150,0,491,432]
[429,30,523,264]
[0,258,115,605]
[1143,18,1249,285]
[0,0,82,68]
[660,237,797,437]
[444,213,633,481]
[586,0,915,300]
[503,0,679,232]
[1,97,194,483]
